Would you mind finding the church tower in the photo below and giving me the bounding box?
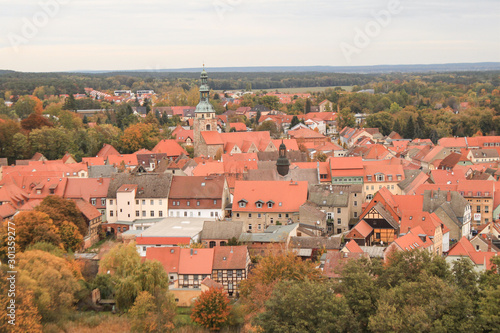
[276,140,290,176]
[193,67,217,157]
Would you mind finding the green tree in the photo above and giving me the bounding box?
[191,288,232,331]
[99,242,141,278]
[403,116,415,139]
[289,115,300,129]
[338,107,356,130]
[256,120,280,139]
[29,127,72,160]
[366,111,394,136]
[255,280,359,333]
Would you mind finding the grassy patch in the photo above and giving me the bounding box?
[43,312,130,333]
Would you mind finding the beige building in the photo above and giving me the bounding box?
[105,173,173,224]
[363,164,404,202]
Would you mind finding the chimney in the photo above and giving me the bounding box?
[190,248,193,256]
[98,177,103,184]
[446,191,451,202]
[230,246,233,253]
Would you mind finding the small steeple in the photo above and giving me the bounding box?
[276,139,290,176]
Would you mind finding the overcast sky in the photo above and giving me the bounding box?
[0,0,499,72]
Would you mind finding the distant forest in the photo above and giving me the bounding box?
[0,70,499,95]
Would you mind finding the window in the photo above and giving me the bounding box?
[337,218,341,225]
[172,201,176,206]
[211,212,214,217]
[209,241,216,248]
[278,213,282,218]
[477,206,481,213]
[198,212,201,216]
[239,201,246,208]
[117,227,121,232]
[366,185,369,190]
[285,214,289,218]
[127,201,130,205]
[120,209,122,212]
[248,224,252,230]
[367,175,372,181]
[159,199,162,205]
[187,201,190,206]
[136,211,140,217]
[151,211,154,217]
[371,185,374,190]
[169,211,173,216]
[177,201,180,206]
[248,213,252,218]
[376,174,384,182]
[256,202,263,208]
[91,198,96,205]
[159,211,163,217]
[236,213,240,218]
[110,200,113,205]
[237,270,242,277]
[197,201,200,206]
[337,228,342,234]
[218,271,222,279]
[142,211,146,217]
[387,175,393,181]
[101,198,106,206]
[258,224,261,230]
[214,200,217,205]
[258,213,261,218]
[136,200,139,205]
[184,211,188,217]
[376,232,381,239]
[354,212,358,218]
[228,283,233,291]
[150,200,154,205]
[267,202,273,208]
[227,270,233,278]
[110,210,114,217]
[142,246,146,252]
[142,200,146,205]
[337,208,341,214]
[485,206,489,213]
[327,212,333,219]
[215,212,218,217]
[366,194,373,201]
[397,175,402,181]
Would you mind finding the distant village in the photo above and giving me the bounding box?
[1,69,499,306]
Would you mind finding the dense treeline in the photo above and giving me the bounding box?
[1,70,499,96]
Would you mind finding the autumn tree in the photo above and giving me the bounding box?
[99,242,141,277]
[239,250,323,315]
[20,113,53,132]
[36,195,87,237]
[191,287,232,331]
[17,250,82,322]
[0,211,61,254]
[0,269,43,333]
[120,122,159,153]
[128,290,176,333]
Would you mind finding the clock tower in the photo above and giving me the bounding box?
[193,67,217,156]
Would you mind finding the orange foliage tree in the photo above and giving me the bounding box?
[0,269,43,333]
[239,250,323,316]
[120,123,159,153]
[36,195,87,237]
[191,287,232,331]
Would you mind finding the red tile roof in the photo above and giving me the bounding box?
[344,240,364,253]
[97,144,120,158]
[152,140,188,157]
[192,162,224,176]
[169,175,226,199]
[288,127,327,139]
[82,157,105,166]
[229,122,247,132]
[178,248,215,274]
[145,246,181,273]
[232,180,308,213]
[107,154,138,167]
[137,237,191,246]
[212,246,249,270]
[448,237,497,269]
[74,198,101,221]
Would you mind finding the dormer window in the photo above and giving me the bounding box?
[267,200,274,208]
[256,200,264,208]
[387,175,393,181]
[239,199,248,208]
[396,174,402,181]
[367,175,372,181]
[376,174,384,182]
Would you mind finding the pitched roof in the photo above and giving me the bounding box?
[96,144,120,158]
[322,251,368,278]
[178,248,215,274]
[288,127,327,139]
[348,219,374,238]
[107,154,138,167]
[107,173,173,198]
[232,180,308,212]
[152,140,188,157]
[212,246,248,270]
[74,198,101,221]
[145,246,181,273]
[169,175,226,199]
[448,237,497,269]
[344,240,364,253]
[192,162,224,176]
[201,221,245,240]
[63,178,110,201]
[229,122,247,131]
[137,237,191,246]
